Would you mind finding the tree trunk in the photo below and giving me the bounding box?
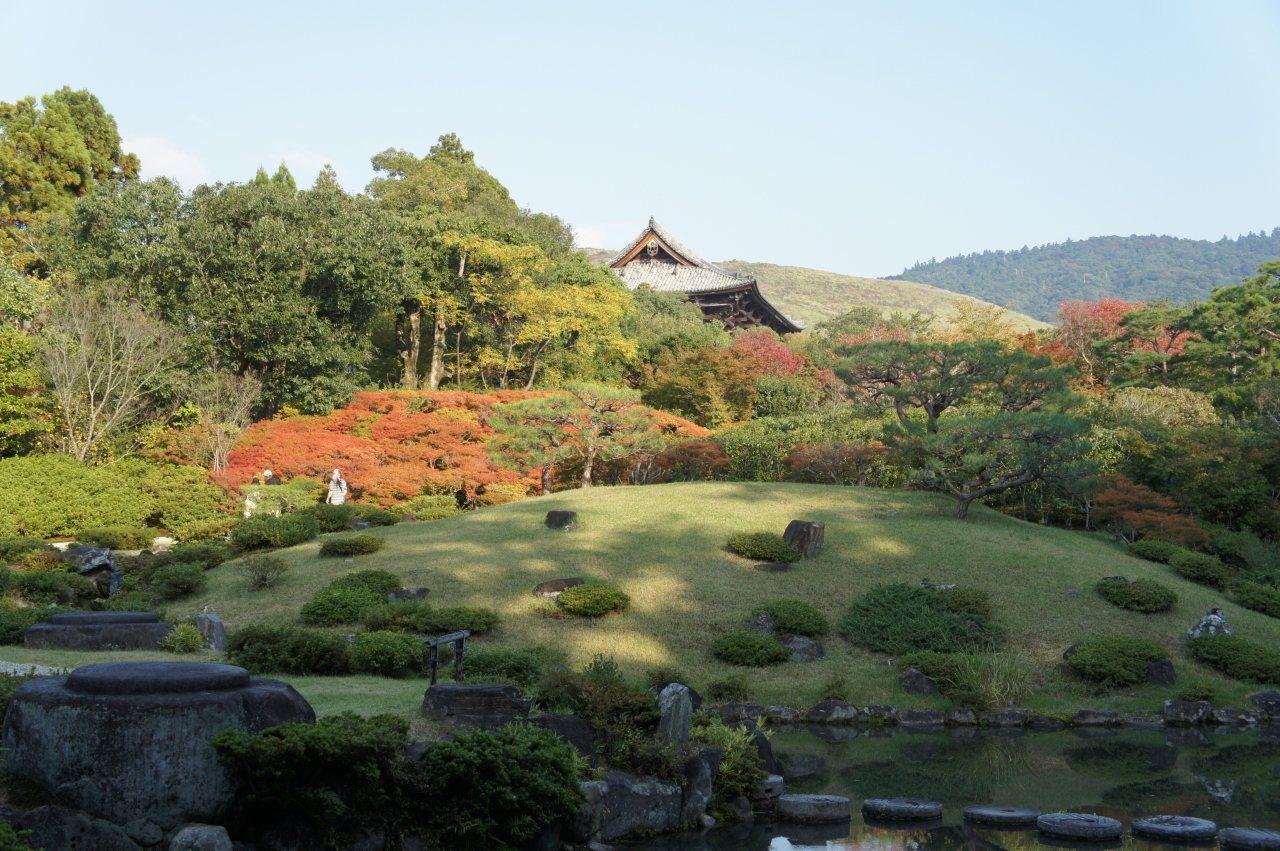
[525,339,551,390]
[955,496,976,519]
[541,464,552,495]
[398,303,421,389]
[426,306,446,391]
[581,449,596,488]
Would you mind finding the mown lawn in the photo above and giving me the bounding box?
[4,482,1277,721]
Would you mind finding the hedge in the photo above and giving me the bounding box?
[1187,635,1280,685]
[1068,636,1166,687]
[1095,577,1178,613]
[712,630,790,666]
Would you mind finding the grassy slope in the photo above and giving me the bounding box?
[6,483,1276,722]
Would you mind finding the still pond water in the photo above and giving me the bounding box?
[636,724,1280,851]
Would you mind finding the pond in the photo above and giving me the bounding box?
[636,724,1280,850]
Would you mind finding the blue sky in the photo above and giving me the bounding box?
[7,1,1279,277]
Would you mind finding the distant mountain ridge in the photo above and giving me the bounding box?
[888,230,1280,322]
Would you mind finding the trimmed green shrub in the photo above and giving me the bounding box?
[399,493,462,521]
[161,623,204,653]
[1170,552,1233,590]
[226,625,354,675]
[690,715,767,820]
[727,532,802,563]
[74,526,153,550]
[142,562,207,600]
[838,582,1002,655]
[21,549,64,572]
[645,665,689,690]
[176,515,240,543]
[319,533,385,557]
[232,513,318,551]
[1095,577,1178,613]
[706,674,751,702]
[235,554,290,591]
[1187,635,1280,685]
[153,541,231,570]
[558,583,629,617]
[361,601,500,636]
[1068,636,1167,687]
[466,647,563,688]
[15,570,96,607]
[0,606,70,644]
[0,821,33,851]
[1177,680,1218,703]
[300,586,384,626]
[712,630,789,666]
[0,454,151,537]
[0,537,53,563]
[941,587,993,620]
[352,631,424,678]
[352,506,399,527]
[1128,539,1186,564]
[755,599,828,638]
[0,564,10,595]
[331,569,401,596]
[299,503,358,534]
[1233,579,1280,619]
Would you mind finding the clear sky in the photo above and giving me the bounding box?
[6,1,1279,277]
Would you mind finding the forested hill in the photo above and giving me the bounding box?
[887,230,1280,321]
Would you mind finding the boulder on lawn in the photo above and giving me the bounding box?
[679,748,720,825]
[777,634,825,663]
[347,519,374,532]
[599,771,682,841]
[747,612,776,635]
[1164,699,1211,726]
[532,578,584,599]
[421,684,532,731]
[807,701,859,724]
[1147,658,1176,685]
[195,613,225,652]
[1188,607,1232,639]
[62,546,114,574]
[656,683,693,745]
[782,520,825,559]
[544,510,578,530]
[899,668,940,695]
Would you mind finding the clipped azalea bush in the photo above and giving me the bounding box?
[1187,634,1280,685]
[153,541,232,570]
[226,625,354,675]
[352,631,424,678]
[558,583,629,617]
[232,513,318,551]
[1127,539,1186,564]
[727,532,801,563]
[331,569,402,596]
[1170,552,1233,590]
[0,537,53,563]
[755,599,828,638]
[74,526,154,550]
[838,582,1001,655]
[1233,579,1280,619]
[362,601,499,636]
[1067,636,1166,687]
[1095,577,1178,613]
[712,630,789,666]
[319,533,385,557]
[300,586,385,626]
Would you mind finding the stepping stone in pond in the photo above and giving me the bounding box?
[862,797,943,821]
[963,805,1041,826]
[1132,816,1218,843]
[1220,828,1280,851]
[777,794,850,824]
[1037,813,1123,841]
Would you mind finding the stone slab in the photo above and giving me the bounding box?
[49,612,159,625]
[778,794,850,823]
[25,622,174,652]
[1037,813,1123,840]
[1131,816,1218,842]
[532,578,583,598]
[1220,828,1280,851]
[68,662,250,695]
[863,797,943,821]
[964,805,1041,826]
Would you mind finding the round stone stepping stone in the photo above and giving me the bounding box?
[67,662,250,695]
[964,805,1041,826]
[1132,816,1217,843]
[777,794,850,823]
[1037,813,1123,841]
[862,797,943,821]
[1220,828,1280,851]
[48,612,159,625]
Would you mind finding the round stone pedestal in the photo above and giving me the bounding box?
[2,661,314,829]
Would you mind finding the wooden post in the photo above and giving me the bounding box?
[428,643,440,685]
[454,637,466,682]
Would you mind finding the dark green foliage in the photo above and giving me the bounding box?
[1177,680,1218,703]
[330,569,401,596]
[161,623,204,653]
[235,554,290,591]
[0,607,70,644]
[232,513,318,550]
[705,675,751,702]
[319,533,385,557]
[74,526,152,550]
[466,647,563,689]
[415,724,585,850]
[352,506,398,527]
[558,583,629,617]
[644,665,688,690]
[152,541,231,570]
[689,716,768,820]
[712,630,789,666]
[1187,635,1280,685]
[142,562,206,600]
[727,532,802,563]
[755,599,829,638]
[0,537,53,562]
[14,570,96,607]
[226,625,354,675]
[1095,577,1178,613]
[1233,580,1280,619]
[361,600,500,636]
[0,821,34,851]
[0,675,29,725]
[213,713,410,834]
[1101,777,1190,810]
[0,565,10,595]
[1170,552,1233,590]
[940,587,993,620]
[838,582,1002,655]
[351,631,423,678]
[1128,539,1186,564]
[300,503,401,534]
[1068,635,1167,687]
[300,586,384,626]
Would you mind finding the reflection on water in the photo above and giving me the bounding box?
[635,725,1280,851]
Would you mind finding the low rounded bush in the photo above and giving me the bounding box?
[941,587,992,619]
[838,582,1002,655]
[465,647,560,688]
[235,554,290,591]
[755,599,828,638]
[153,541,231,571]
[232,513,318,551]
[361,601,500,636]
[1095,577,1178,613]
[558,583,630,617]
[1170,552,1233,590]
[1177,679,1218,703]
[352,506,399,527]
[319,533,385,557]
[22,549,65,572]
[160,623,204,653]
[74,526,153,550]
[0,607,70,645]
[352,631,424,678]
[226,625,354,675]
[0,537,53,563]
[331,569,402,596]
[300,586,385,626]
[174,515,240,543]
[143,562,207,600]
[727,532,802,563]
[712,630,789,666]
[399,493,462,521]
[1187,635,1280,685]
[15,571,88,606]
[300,503,358,534]
[1128,539,1186,564]
[1067,635,1166,687]
[645,665,689,690]
[706,674,751,702]
[1233,579,1280,619]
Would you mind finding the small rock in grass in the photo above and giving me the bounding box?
[544,510,577,530]
[899,668,940,695]
[777,634,825,663]
[746,612,775,635]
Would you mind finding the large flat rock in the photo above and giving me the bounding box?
[778,794,850,823]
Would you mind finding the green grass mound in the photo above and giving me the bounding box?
[1095,577,1178,613]
[1233,580,1280,619]
[713,630,789,666]
[1067,636,1166,687]
[1188,634,1280,685]
[728,532,801,563]
[754,599,828,638]
[319,533,385,557]
[838,582,1001,655]
[558,583,629,617]
[1170,552,1233,590]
